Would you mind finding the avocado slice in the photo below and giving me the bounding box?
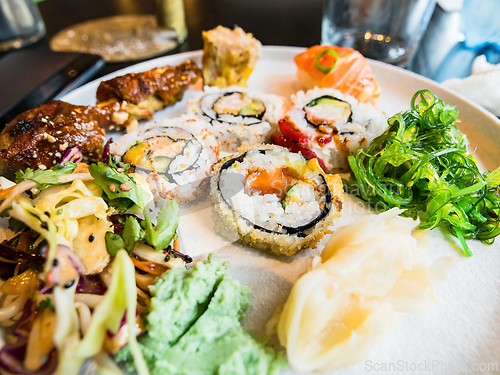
[136,156,172,173]
[238,98,266,117]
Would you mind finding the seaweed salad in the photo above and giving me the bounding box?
[345,90,500,256]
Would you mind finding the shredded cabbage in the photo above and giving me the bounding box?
[53,250,149,375]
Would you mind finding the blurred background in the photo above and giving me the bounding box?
[1,0,499,84]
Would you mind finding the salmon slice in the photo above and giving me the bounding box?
[295,45,380,106]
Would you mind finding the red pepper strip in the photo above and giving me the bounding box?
[130,257,168,277]
[316,134,333,147]
[271,135,328,171]
[278,119,310,145]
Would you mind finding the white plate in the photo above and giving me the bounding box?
[60,46,500,374]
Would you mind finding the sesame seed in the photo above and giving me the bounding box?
[120,184,132,191]
[117,167,124,172]
[109,184,116,192]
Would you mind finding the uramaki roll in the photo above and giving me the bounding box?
[210,144,344,256]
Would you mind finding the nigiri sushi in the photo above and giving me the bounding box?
[295,45,380,106]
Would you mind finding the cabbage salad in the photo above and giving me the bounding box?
[0,152,187,375]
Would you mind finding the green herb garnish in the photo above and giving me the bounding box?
[89,162,150,212]
[15,162,77,191]
[345,90,500,256]
[39,297,55,310]
[8,217,28,234]
[314,48,339,74]
[142,201,180,251]
[122,216,146,252]
[105,232,125,257]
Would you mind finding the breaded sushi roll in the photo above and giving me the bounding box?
[111,116,219,205]
[188,86,287,152]
[272,87,387,173]
[210,144,344,256]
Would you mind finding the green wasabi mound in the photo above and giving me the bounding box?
[116,254,286,375]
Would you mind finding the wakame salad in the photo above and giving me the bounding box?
[345,90,500,256]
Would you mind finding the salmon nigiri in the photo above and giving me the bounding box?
[295,45,380,106]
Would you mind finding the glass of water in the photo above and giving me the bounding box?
[321,0,436,66]
[0,0,46,52]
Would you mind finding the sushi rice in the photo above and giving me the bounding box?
[188,85,287,152]
[111,115,219,205]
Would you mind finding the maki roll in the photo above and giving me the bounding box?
[210,144,344,256]
[188,86,287,152]
[272,87,387,173]
[111,116,219,205]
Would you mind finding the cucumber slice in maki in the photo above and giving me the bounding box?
[304,95,352,130]
[133,156,173,173]
[123,142,173,173]
[213,92,266,119]
[282,183,300,208]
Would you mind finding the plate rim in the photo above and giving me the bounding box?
[60,45,500,130]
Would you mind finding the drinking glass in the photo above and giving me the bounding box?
[321,0,436,65]
[0,0,46,52]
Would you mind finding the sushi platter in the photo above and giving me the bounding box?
[0,38,499,375]
[60,46,500,374]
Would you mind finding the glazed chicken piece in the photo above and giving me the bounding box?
[96,60,201,119]
[0,100,127,173]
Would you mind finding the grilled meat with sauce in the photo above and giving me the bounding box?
[0,100,127,173]
[96,60,201,119]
